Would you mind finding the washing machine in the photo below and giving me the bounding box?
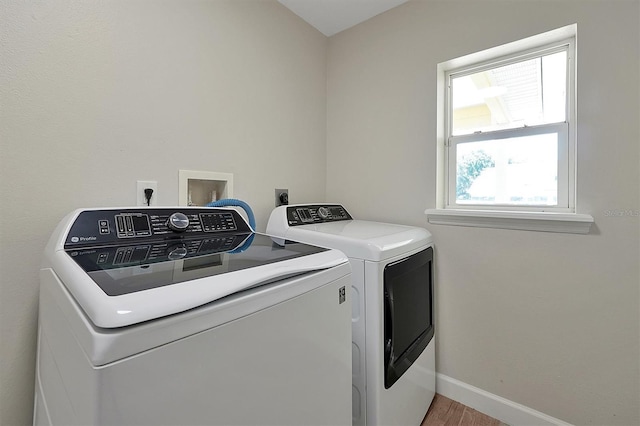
[35,206,352,426]
[267,204,435,426]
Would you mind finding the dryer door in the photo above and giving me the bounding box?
[383,246,434,389]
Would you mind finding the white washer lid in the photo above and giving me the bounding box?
[283,220,432,261]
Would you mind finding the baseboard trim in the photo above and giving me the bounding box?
[436,373,573,426]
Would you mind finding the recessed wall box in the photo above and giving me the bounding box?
[179,170,234,206]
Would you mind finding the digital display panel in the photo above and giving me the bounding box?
[131,215,150,234]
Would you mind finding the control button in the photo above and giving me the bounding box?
[116,216,126,234]
[317,207,330,219]
[297,208,313,223]
[98,219,110,234]
[200,212,237,232]
[167,212,189,232]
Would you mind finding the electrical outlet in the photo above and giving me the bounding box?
[137,180,158,206]
[275,188,289,207]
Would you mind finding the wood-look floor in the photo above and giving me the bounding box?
[421,394,508,426]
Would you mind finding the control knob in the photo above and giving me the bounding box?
[317,206,330,219]
[167,212,189,232]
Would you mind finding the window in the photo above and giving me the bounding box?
[428,25,593,233]
[444,32,575,212]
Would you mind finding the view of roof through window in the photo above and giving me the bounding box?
[451,50,567,136]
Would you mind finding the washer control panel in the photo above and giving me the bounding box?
[65,208,250,249]
[286,204,352,226]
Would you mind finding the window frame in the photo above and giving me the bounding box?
[443,37,576,213]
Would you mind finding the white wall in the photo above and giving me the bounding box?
[327,0,639,425]
[0,1,326,424]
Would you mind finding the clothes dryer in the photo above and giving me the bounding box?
[35,206,352,426]
[267,204,435,426]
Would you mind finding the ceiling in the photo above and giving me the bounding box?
[278,0,410,37]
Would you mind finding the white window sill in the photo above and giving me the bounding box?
[425,209,594,234]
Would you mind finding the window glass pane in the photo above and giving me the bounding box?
[456,133,558,205]
[451,51,566,135]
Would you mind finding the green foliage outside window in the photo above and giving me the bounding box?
[456,150,495,200]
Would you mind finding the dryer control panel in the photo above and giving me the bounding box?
[286,204,352,226]
[64,208,252,249]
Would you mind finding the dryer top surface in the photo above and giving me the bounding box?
[276,221,431,261]
[267,204,433,261]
